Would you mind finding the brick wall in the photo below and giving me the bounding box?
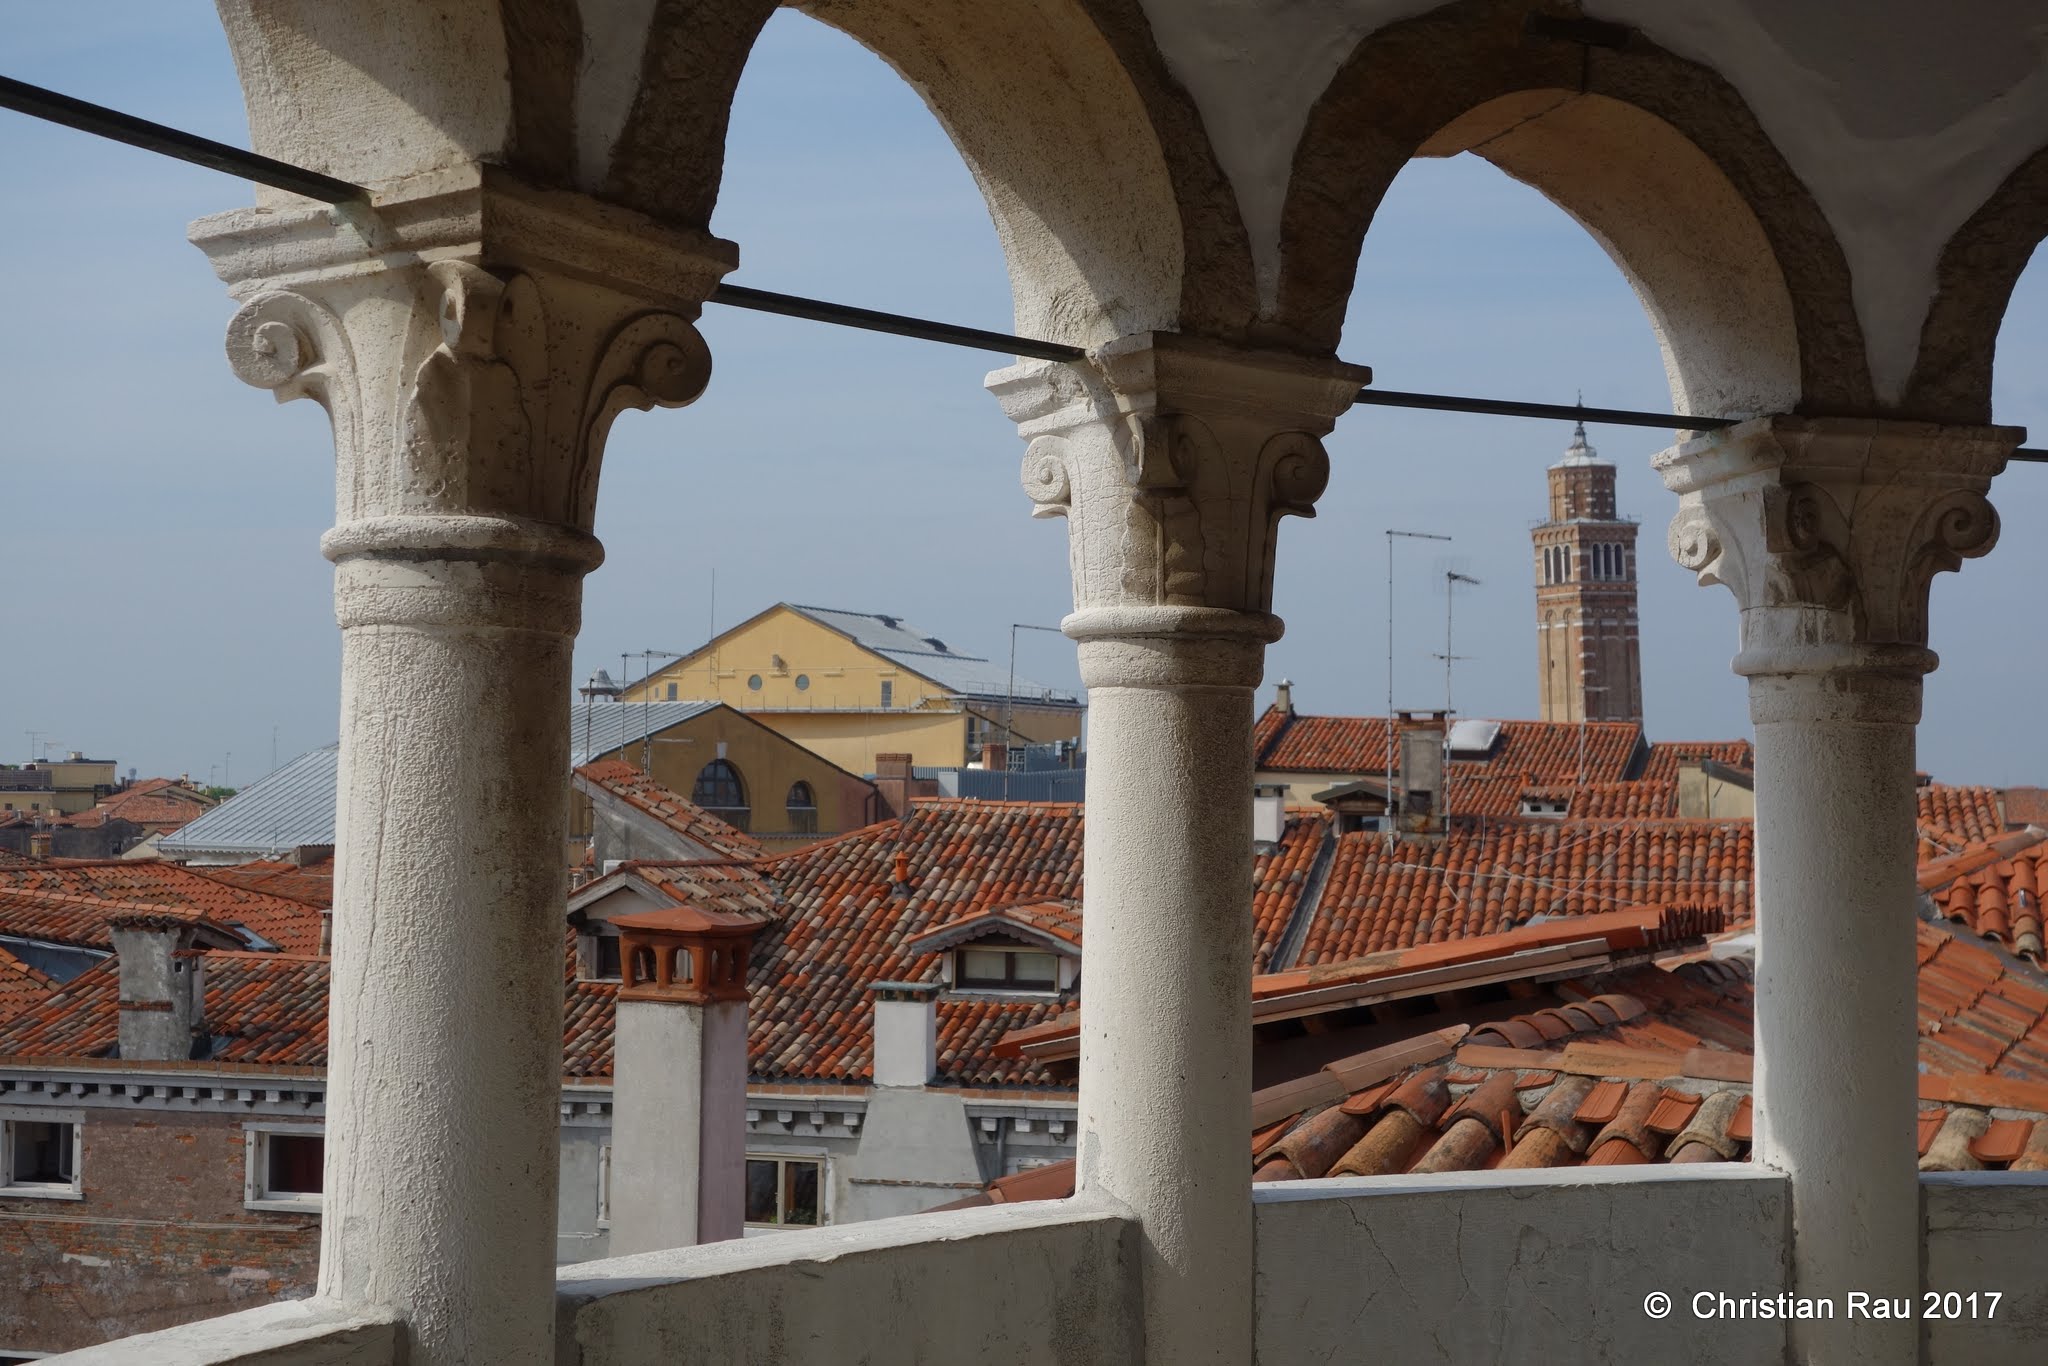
[0,1109,318,1355]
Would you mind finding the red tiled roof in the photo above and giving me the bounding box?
[1635,741,1754,786]
[1255,809,1329,968]
[1518,782,1678,820]
[203,856,336,909]
[575,759,764,860]
[973,913,2048,1205]
[608,860,781,920]
[0,944,55,1025]
[1921,830,2048,963]
[1293,823,1754,965]
[1255,711,1645,796]
[0,952,330,1065]
[906,901,1084,956]
[0,860,324,955]
[1916,785,2010,851]
[0,887,244,951]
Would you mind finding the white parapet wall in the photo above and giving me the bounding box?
[1922,1172,2048,1365]
[38,1300,397,1365]
[1253,1167,1791,1365]
[555,1197,1139,1366]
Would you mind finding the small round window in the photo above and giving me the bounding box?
[747,674,762,691]
[794,674,811,691]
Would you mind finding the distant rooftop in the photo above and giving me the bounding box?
[787,604,1079,706]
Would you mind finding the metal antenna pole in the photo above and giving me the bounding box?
[1438,572,1482,824]
[1385,530,1451,835]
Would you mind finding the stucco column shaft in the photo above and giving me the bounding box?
[192,167,731,1366]
[1074,612,1271,1363]
[991,335,1367,1365]
[325,528,592,1357]
[1659,416,2015,1366]
[1746,654,1923,1363]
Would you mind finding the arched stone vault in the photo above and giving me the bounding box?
[1277,0,1873,420]
[1908,141,2048,424]
[213,0,1260,349]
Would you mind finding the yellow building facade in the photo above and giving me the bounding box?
[621,604,1083,775]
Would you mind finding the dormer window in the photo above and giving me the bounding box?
[956,939,1059,993]
[906,905,1078,996]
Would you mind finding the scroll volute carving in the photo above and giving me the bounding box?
[1019,408,1332,615]
[1659,419,2009,649]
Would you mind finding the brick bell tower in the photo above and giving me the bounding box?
[1532,420,1643,722]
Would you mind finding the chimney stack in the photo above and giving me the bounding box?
[871,981,939,1087]
[1396,710,1448,834]
[874,753,915,819]
[606,906,761,1254]
[110,917,207,1062]
[1274,679,1294,715]
[980,742,1008,772]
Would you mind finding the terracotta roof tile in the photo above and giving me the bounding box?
[1293,824,1753,965]
[0,944,57,1025]
[0,861,322,954]
[575,759,764,860]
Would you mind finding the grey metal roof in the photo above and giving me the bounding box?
[160,744,338,858]
[568,700,721,765]
[162,703,721,859]
[787,604,1079,706]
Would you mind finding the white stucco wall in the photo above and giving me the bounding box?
[836,1087,988,1222]
[1254,1166,1790,1365]
[1921,1173,2048,1365]
[556,1199,1141,1366]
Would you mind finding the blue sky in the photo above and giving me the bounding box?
[3,6,2044,785]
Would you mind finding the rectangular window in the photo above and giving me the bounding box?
[244,1125,324,1210]
[745,1154,822,1227]
[879,680,893,709]
[597,1143,612,1228]
[958,948,1060,992]
[2,1117,81,1198]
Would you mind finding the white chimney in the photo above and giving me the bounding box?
[871,982,938,1087]
[1252,793,1286,847]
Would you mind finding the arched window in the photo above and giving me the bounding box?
[786,780,818,835]
[693,760,750,831]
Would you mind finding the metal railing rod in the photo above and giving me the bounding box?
[0,74,364,204]
[707,283,1085,363]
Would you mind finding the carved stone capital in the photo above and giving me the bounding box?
[191,166,735,575]
[989,334,1366,633]
[1656,415,2018,722]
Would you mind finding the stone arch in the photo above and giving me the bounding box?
[1904,142,2048,422]
[608,0,1256,344]
[1278,0,1871,420]
[213,0,1258,347]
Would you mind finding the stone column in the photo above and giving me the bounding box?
[191,168,732,1366]
[1658,416,2015,1366]
[990,336,1366,1366]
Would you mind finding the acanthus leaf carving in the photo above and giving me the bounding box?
[571,310,713,527]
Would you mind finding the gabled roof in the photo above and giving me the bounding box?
[160,745,338,858]
[905,901,1082,957]
[783,604,1078,706]
[574,759,764,860]
[571,859,781,921]
[0,862,324,955]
